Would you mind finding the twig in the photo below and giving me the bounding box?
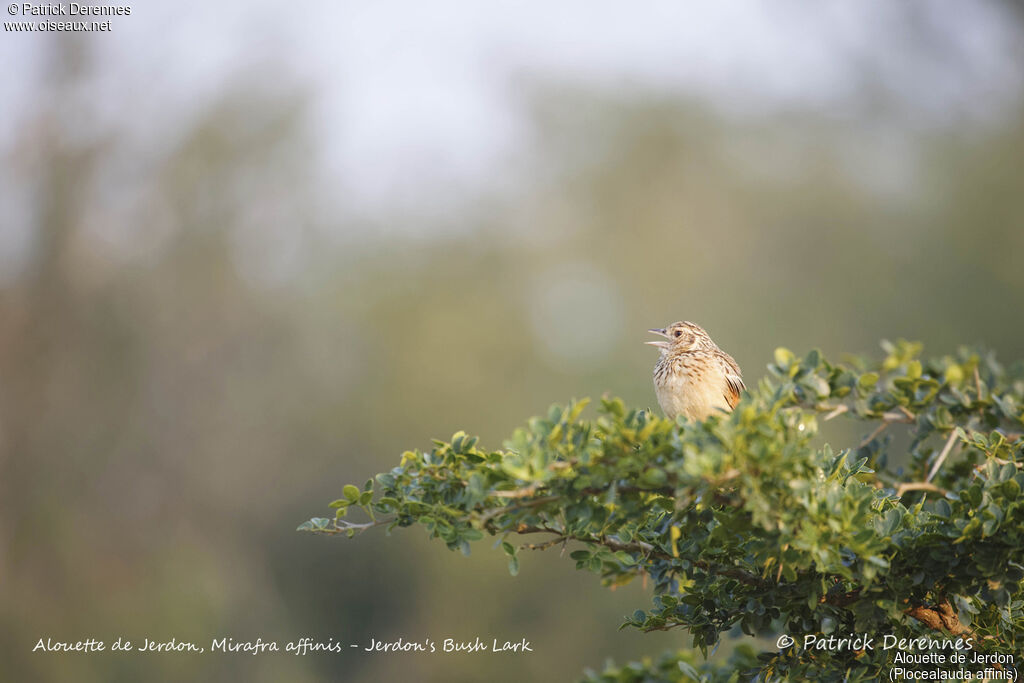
[316,518,394,535]
[905,599,977,639]
[493,484,541,499]
[895,482,947,497]
[512,525,768,587]
[881,410,915,424]
[479,494,561,523]
[992,457,1024,468]
[714,468,741,484]
[521,537,564,551]
[642,622,687,633]
[823,404,849,421]
[482,482,677,523]
[821,588,862,607]
[339,518,392,531]
[858,422,889,449]
[926,430,959,483]
[818,404,915,424]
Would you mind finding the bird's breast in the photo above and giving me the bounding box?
[653,355,731,421]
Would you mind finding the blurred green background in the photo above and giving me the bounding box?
[2,3,1024,681]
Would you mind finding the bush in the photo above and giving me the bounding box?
[302,341,1024,681]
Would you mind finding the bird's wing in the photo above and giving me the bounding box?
[717,351,745,409]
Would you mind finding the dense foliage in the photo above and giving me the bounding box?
[303,342,1024,681]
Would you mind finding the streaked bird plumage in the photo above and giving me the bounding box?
[647,321,744,421]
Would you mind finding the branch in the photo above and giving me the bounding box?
[479,494,561,524]
[822,404,848,421]
[492,484,543,499]
[521,537,565,552]
[886,408,916,424]
[895,482,948,497]
[821,588,862,607]
[481,484,674,523]
[312,518,393,535]
[991,455,1024,467]
[904,599,975,638]
[815,403,915,425]
[926,430,959,483]
[510,524,768,587]
[859,422,889,449]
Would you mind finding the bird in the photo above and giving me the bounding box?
[646,321,744,421]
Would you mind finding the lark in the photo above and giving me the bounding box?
[647,321,744,421]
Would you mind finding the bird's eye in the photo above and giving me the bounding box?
[674,330,683,338]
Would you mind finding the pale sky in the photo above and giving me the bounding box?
[2,0,1022,218]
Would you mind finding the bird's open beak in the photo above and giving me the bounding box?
[646,328,669,349]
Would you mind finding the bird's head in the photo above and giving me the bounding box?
[646,321,714,354]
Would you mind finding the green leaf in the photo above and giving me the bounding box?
[297,517,332,532]
[641,468,668,486]
[774,347,795,368]
[876,508,902,536]
[927,499,952,518]
[858,372,880,391]
[907,360,922,379]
